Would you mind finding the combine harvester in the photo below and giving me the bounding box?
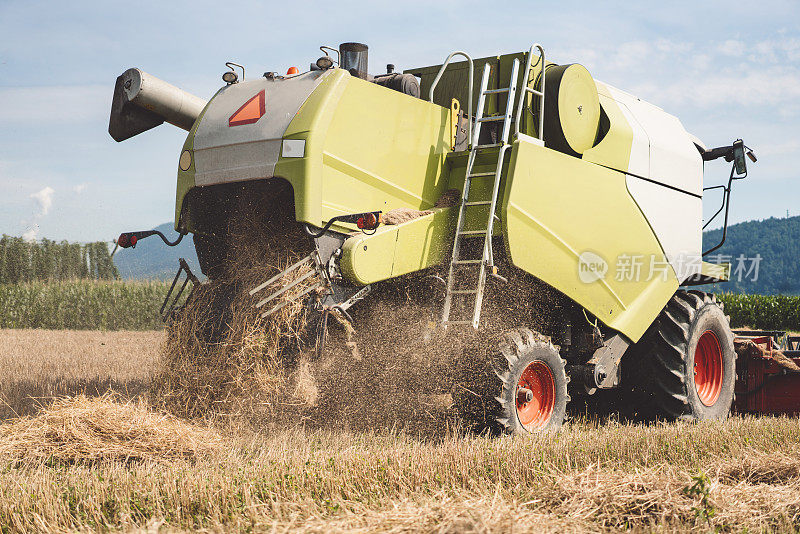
[110,42,799,433]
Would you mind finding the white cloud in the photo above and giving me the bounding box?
[0,85,106,123]
[653,39,693,55]
[16,186,55,242]
[73,183,87,193]
[717,39,746,57]
[630,67,800,110]
[756,139,800,157]
[750,38,800,63]
[689,53,712,71]
[571,36,800,116]
[30,186,54,216]
[22,225,38,243]
[608,41,652,70]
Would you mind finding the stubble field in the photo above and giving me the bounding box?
[1,329,800,532]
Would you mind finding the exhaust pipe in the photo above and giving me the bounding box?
[108,68,208,142]
[339,42,368,80]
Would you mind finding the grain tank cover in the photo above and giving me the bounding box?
[543,64,600,156]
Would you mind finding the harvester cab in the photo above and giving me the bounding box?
[109,41,797,435]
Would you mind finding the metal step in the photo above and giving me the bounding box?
[483,88,509,94]
[477,115,508,123]
[474,143,502,149]
[458,230,488,235]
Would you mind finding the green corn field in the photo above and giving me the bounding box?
[717,292,800,332]
[0,280,797,332]
[0,280,171,330]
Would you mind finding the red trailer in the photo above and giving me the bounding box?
[733,330,800,415]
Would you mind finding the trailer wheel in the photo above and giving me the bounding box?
[454,328,569,434]
[625,290,735,421]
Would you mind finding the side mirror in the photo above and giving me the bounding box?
[732,139,747,175]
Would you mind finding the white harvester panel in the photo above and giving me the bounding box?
[605,85,703,282]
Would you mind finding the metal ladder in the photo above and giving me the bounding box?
[441,58,520,328]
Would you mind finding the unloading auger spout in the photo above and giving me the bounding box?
[109,68,207,142]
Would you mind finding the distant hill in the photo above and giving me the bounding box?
[114,217,800,293]
[702,216,800,295]
[113,222,201,281]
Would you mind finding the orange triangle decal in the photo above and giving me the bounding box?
[229,90,266,126]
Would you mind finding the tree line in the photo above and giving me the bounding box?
[0,236,118,283]
[702,215,800,295]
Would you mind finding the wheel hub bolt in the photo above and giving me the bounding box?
[517,387,533,404]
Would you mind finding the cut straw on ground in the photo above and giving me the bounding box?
[0,393,222,463]
[0,419,799,531]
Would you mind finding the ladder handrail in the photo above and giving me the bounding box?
[514,44,546,140]
[428,51,473,149]
[484,59,519,269]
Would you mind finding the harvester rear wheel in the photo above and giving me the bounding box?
[454,328,569,434]
[624,290,735,421]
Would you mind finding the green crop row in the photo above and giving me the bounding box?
[0,280,172,330]
[0,281,798,333]
[716,293,800,332]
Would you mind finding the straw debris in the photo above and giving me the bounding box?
[152,181,560,432]
[0,393,222,463]
[735,338,800,371]
[155,182,323,422]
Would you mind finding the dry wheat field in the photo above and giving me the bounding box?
[1,328,800,533]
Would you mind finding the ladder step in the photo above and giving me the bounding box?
[474,143,502,149]
[458,230,488,235]
[477,116,508,123]
[443,320,475,325]
[468,172,496,177]
[483,88,509,95]
[464,201,491,206]
[451,289,478,294]
[454,259,483,264]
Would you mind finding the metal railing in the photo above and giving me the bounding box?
[429,51,473,149]
[514,44,546,140]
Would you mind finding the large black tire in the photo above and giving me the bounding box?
[624,290,735,421]
[454,328,569,434]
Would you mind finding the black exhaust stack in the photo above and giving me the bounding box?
[339,42,368,79]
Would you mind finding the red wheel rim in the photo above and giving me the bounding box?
[694,330,724,407]
[516,361,555,430]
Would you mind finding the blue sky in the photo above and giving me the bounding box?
[1,0,798,242]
